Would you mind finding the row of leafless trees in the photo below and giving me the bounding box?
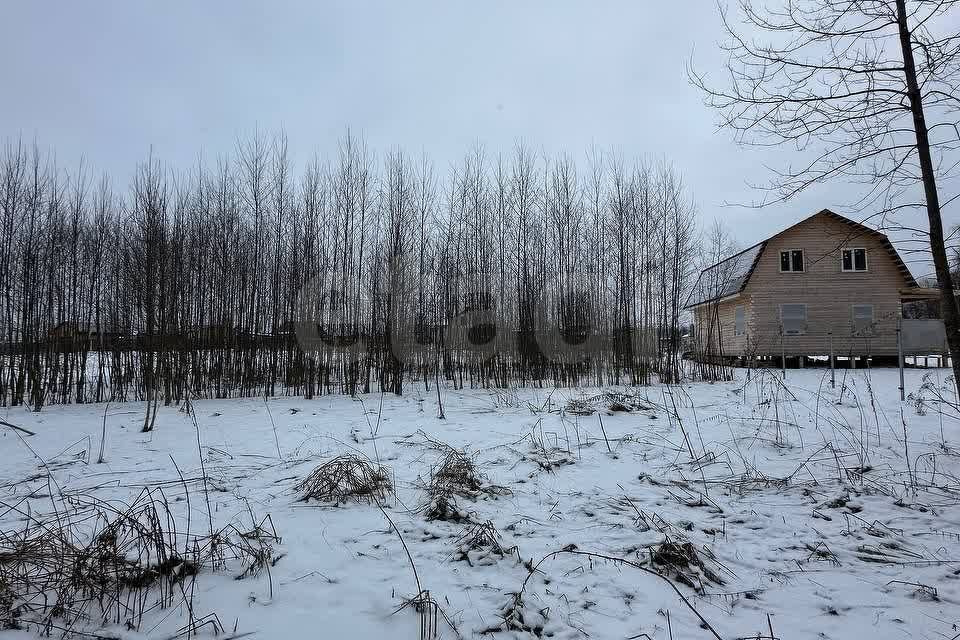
[0,134,702,410]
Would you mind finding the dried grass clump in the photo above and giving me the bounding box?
[296,454,392,505]
[489,591,548,638]
[424,494,472,523]
[577,391,655,415]
[565,397,595,416]
[0,487,279,638]
[224,512,282,582]
[430,449,485,498]
[524,429,575,473]
[0,575,19,630]
[647,538,725,591]
[422,444,510,520]
[454,521,515,566]
[606,399,632,413]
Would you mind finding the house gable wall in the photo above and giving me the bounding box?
[693,296,751,356]
[741,212,911,356]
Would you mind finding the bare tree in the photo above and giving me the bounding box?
[691,0,960,390]
[0,131,704,407]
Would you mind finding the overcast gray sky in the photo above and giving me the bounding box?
[1,1,954,278]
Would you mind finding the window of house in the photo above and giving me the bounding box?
[734,305,745,336]
[779,249,804,272]
[779,303,807,335]
[852,304,874,335]
[842,248,867,272]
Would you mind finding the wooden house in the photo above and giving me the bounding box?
[685,209,946,363]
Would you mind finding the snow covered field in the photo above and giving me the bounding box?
[1,367,959,640]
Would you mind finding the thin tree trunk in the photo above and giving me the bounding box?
[895,0,960,393]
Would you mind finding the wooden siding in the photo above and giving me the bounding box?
[693,295,751,356]
[740,212,911,356]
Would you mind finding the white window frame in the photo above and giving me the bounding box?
[734,305,745,336]
[779,248,805,273]
[779,303,807,336]
[841,247,868,272]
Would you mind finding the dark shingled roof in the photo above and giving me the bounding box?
[685,241,765,308]
[684,209,917,309]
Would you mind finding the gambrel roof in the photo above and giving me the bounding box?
[684,209,918,309]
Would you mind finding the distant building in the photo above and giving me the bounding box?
[685,209,946,362]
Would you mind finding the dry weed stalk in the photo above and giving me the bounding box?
[376,504,462,640]
[0,485,279,638]
[520,423,575,474]
[488,546,724,640]
[394,589,462,640]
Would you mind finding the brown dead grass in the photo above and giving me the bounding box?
[296,454,392,505]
